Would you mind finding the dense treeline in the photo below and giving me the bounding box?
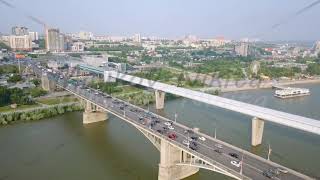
[0,65,19,74]
[192,60,245,79]
[134,69,173,82]
[0,86,33,106]
[90,81,123,94]
[306,63,320,75]
[0,104,83,126]
[7,74,22,83]
[259,65,300,78]
[86,45,143,52]
[0,41,10,50]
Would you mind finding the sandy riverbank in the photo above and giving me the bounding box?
[220,78,320,92]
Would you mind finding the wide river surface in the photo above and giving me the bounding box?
[1,84,320,180]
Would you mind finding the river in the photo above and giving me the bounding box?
[0,84,319,180]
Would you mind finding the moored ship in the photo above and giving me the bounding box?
[274,87,310,99]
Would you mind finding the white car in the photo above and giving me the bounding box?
[199,136,206,141]
[182,140,190,146]
[168,126,174,130]
[215,144,223,149]
[164,122,172,126]
[277,167,288,174]
[231,161,241,168]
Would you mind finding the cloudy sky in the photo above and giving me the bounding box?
[0,0,320,40]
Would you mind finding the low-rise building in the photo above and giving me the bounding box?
[71,42,85,52]
[82,54,108,67]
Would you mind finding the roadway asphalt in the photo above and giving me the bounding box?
[28,62,312,180]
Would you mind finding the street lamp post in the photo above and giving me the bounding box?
[240,153,244,175]
[187,132,190,149]
[174,113,177,123]
[267,144,272,161]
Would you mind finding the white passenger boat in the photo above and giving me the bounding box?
[274,87,310,99]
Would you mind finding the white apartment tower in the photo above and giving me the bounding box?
[9,35,32,51]
[235,42,249,57]
[46,28,65,52]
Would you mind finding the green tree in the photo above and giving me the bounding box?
[8,74,22,83]
[30,79,41,86]
[177,73,185,86]
[0,41,10,50]
[29,88,47,98]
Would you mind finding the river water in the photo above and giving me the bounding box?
[0,84,319,180]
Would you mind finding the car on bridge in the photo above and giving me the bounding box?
[228,153,239,159]
[214,149,222,154]
[190,136,198,141]
[168,133,177,140]
[182,140,190,146]
[276,167,288,174]
[231,160,241,168]
[157,129,164,134]
[263,170,275,179]
[189,143,197,151]
[164,121,172,126]
[184,129,193,134]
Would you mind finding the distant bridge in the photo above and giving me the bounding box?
[78,64,320,147]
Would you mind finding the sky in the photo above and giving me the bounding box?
[0,0,320,40]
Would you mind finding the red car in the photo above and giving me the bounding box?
[168,133,177,140]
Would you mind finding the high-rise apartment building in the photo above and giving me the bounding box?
[12,26,29,36]
[46,28,65,52]
[313,41,320,56]
[29,32,39,41]
[8,35,32,51]
[235,42,249,57]
[133,33,141,43]
[79,31,93,40]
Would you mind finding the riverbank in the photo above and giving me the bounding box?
[195,78,320,93]
[0,102,83,126]
[220,78,320,92]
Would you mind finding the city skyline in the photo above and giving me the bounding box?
[0,0,320,41]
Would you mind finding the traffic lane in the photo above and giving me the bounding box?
[64,82,304,180]
[168,122,301,180]
[55,86,255,179]
[62,83,300,180]
[84,91,275,180]
[128,109,304,180]
[164,123,278,180]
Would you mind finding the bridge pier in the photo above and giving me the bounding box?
[251,117,265,146]
[158,140,199,180]
[155,90,165,110]
[83,100,108,124]
[41,74,56,92]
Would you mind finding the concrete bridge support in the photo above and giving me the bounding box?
[155,90,165,110]
[104,71,117,82]
[83,100,108,124]
[251,117,265,146]
[158,140,199,180]
[41,74,56,92]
